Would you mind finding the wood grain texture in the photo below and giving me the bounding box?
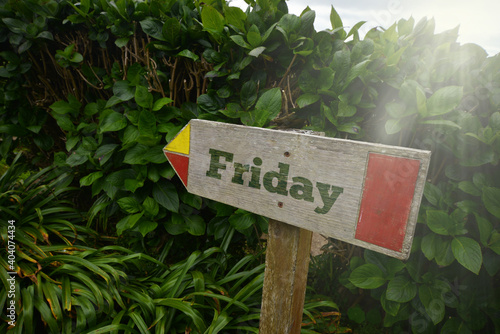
[259,220,313,334]
[180,120,431,259]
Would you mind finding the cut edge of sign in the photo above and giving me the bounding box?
[165,123,191,155]
[163,123,192,188]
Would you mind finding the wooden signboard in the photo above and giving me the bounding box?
[163,119,431,260]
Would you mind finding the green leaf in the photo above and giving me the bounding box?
[331,49,351,79]
[426,210,454,236]
[138,109,156,137]
[386,101,415,119]
[329,5,343,31]
[385,119,402,135]
[113,81,135,101]
[474,214,492,246]
[420,119,461,128]
[123,143,149,164]
[66,151,88,167]
[165,213,187,235]
[225,6,247,32]
[80,171,103,187]
[153,97,174,111]
[201,5,224,35]
[344,60,369,88]
[230,35,250,48]
[116,212,144,235]
[347,305,365,324]
[143,197,159,217]
[349,263,386,289]
[421,233,438,260]
[220,103,243,118]
[155,298,206,333]
[94,143,118,166]
[153,181,179,212]
[380,291,400,317]
[426,86,463,116]
[364,250,405,277]
[184,215,206,236]
[240,81,257,110]
[482,187,500,219]
[140,18,165,40]
[435,238,455,266]
[451,237,482,274]
[247,25,261,48]
[100,111,127,133]
[488,231,500,255]
[255,88,282,120]
[65,135,79,151]
[441,318,472,334]
[419,285,445,324]
[84,102,99,116]
[337,100,356,117]
[177,49,199,61]
[181,192,202,210]
[296,93,319,108]
[489,112,500,130]
[248,46,266,58]
[424,182,442,206]
[115,37,129,47]
[229,210,256,232]
[117,197,141,214]
[386,275,417,303]
[163,17,181,46]
[50,95,81,114]
[458,181,481,196]
[135,85,153,109]
[138,220,158,237]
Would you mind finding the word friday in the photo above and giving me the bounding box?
[205,149,344,214]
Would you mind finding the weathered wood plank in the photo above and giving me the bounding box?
[164,119,431,259]
[259,220,313,334]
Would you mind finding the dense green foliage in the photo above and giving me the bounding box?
[1,0,500,333]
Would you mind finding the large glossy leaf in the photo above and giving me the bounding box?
[184,215,206,236]
[255,87,281,120]
[152,181,179,212]
[201,5,224,35]
[113,81,134,101]
[349,263,386,289]
[228,210,256,232]
[386,275,417,303]
[426,86,463,117]
[99,111,127,133]
[419,285,445,324]
[451,236,482,274]
[135,86,153,109]
[224,6,246,32]
[240,81,258,110]
[140,18,165,41]
[426,210,454,235]
[482,187,500,219]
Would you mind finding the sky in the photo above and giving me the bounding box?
[230,0,500,56]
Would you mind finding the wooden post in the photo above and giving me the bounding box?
[259,219,313,333]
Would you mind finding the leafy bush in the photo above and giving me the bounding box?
[1,0,500,333]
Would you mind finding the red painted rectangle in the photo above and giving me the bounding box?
[355,153,421,252]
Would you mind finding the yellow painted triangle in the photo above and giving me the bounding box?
[165,123,190,155]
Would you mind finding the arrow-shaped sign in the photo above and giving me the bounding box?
[164,120,431,259]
